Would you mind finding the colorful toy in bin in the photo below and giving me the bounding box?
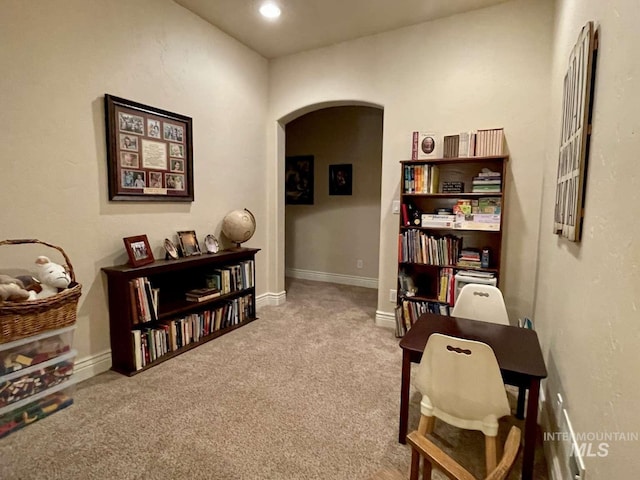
[0,390,73,438]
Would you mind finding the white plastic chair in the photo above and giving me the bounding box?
[451,284,527,419]
[413,333,511,475]
[451,284,509,326]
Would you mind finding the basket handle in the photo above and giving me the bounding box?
[0,239,76,282]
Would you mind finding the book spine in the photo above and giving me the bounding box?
[132,330,142,371]
[411,131,418,160]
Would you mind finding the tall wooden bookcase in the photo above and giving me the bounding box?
[397,156,508,330]
[102,247,259,376]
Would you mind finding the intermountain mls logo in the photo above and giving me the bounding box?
[544,431,639,457]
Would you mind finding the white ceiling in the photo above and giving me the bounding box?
[174,0,509,59]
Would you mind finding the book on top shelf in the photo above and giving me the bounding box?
[411,131,440,160]
[458,131,475,157]
[475,128,504,156]
[443,135,460,158]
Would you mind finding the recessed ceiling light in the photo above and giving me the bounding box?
[259,2,281,19]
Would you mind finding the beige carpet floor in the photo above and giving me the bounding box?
[0,278,548,479]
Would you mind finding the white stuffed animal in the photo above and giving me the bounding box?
[33,256,71,299]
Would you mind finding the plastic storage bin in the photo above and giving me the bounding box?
[0,378,77,438]
[0,349,76,408]
[0,325,75,376]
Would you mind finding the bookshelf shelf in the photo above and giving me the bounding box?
[397,152,508,333]
[401,192,504,199]
[102,247,259,376]
[398,261,499,274]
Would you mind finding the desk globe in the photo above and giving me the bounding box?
[221,209,256,247]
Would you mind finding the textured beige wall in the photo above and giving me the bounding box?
[268,0,554,320]
[534,0,640,478]
[284,107,383,280]
[0,0,268,365]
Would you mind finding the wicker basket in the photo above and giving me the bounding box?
[0,239,82,344]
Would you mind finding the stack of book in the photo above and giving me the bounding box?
[472,169,501,193]
[185,287,221,302]
[457,249,482,268]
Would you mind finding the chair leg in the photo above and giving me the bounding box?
[418,414,435,435]
[516,386,527,419]
[422,456,432,480]
[410,446,421,480]
[415,416,435,479]
[485,435,498,474]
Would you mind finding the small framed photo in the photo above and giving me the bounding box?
[169,143,184,158]
[120,151,139,168]
[170,159,184,172]
[329,164,352,196]
[177,230,201,256]
[120,134,138,151]
[165,173,185,190]
[204,234,220,254]
[123,235,155,267]
[147,119,161,139]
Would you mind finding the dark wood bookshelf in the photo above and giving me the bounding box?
[397,153,508,330]
[102,247,259,376]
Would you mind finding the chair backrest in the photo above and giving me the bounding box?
[406,425,522,480]
[413,334,511,434]
[451,284,510,326]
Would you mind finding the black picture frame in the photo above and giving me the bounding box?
[105,94,194,202]
[329,164,352,196]
[285,155,314,205]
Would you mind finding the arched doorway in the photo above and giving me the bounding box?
[276,101,384,308]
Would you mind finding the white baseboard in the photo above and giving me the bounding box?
[286,268,378,289]
[375,310,396,329]
[257,290,286,308]
[74,350,112,383]
[539,387,564,480]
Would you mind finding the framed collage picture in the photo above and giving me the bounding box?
[105,94,194,202]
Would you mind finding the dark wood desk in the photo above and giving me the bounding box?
[398,313,547,480]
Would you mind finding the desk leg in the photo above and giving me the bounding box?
[398,349,411,444]
[521,379,540,480]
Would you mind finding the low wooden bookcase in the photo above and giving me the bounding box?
[102,247,259,376]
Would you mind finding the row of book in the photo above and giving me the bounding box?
[475,128,504,157]
[129,277,160,324]
[403,164,440,194]
[411,128,504,160]
[395,299,451,337]
[208,260,255,295]
[398,231,461,266]
[131,294,254,370]
[438,268,456,305]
